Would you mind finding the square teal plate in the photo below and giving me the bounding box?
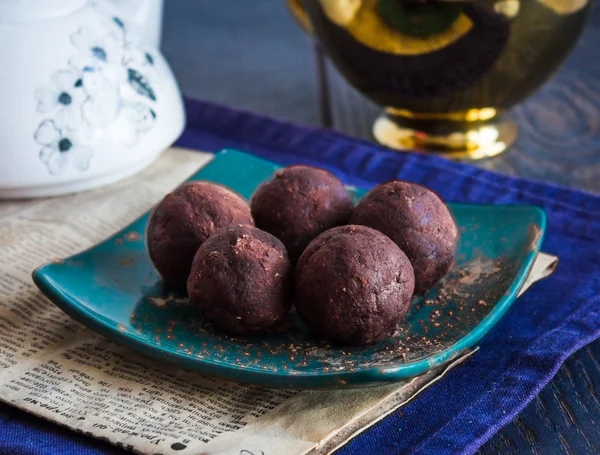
[33,150,547,388]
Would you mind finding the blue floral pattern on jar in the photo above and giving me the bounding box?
[34,2,158,175]
[35,120,93,175]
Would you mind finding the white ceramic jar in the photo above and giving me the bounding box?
[0,0,185,198]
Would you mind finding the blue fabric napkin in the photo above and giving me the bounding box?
[1,98,599,455]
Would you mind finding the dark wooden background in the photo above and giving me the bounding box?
[161,2,600,453]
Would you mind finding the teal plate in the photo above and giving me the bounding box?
[33,150,547,388]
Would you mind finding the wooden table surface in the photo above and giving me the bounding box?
[162,2,600,453]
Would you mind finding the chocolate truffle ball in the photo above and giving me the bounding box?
[251,165,353,261]
[147,181,253,289]
[295,225,415,345]
[350,181,458,295]
[187,225,293,335]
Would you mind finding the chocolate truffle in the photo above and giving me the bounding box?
[187,225,293,335]
[147,181,253,289]
[251,165,353,261]
[350,181,458,295]
[295,225,415,345]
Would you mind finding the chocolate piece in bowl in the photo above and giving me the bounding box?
[350,181,458,295]
[250,165,353,261]
[146,181,254,289]
[295,225,415,346]
[187,225,293,335]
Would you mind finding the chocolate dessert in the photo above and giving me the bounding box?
[350,181,458,295]
[251,165,353,261]
[187,225,293,335]
[295,225,415,345]
[147,181,253,289]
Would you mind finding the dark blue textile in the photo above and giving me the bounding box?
[1,98,599,455]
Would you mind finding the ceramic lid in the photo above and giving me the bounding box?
[0,0,88,23]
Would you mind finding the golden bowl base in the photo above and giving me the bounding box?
[373,111,518,160]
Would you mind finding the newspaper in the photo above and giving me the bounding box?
[0,148,558,455]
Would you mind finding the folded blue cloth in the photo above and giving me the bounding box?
[1,98,599,455]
